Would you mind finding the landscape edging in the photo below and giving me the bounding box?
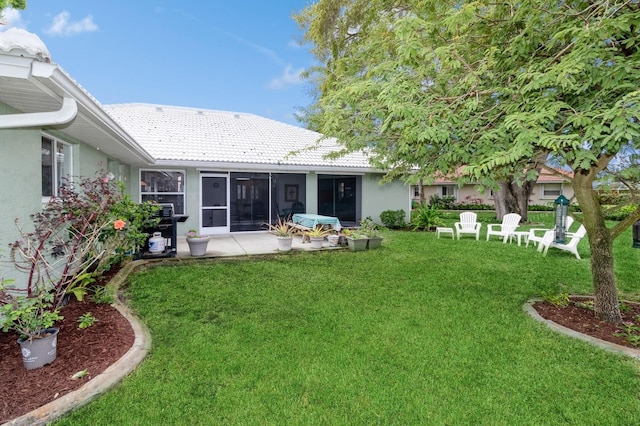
[524,299,640,361]
[5,259,152,426]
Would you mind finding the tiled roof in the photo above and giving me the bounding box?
[103,103,373,170]
[0,28,50,62]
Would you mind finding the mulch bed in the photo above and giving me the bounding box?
[533,296,640,349]
[0,297,134,423]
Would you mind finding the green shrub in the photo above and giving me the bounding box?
[380,210,406,228]
[598,192,631,206]
[449,203,494,210]
[603,204,639,221]
[429,195,456,209]
[529,204,554,211]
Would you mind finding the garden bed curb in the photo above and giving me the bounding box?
[524,299,640,361]
[5,260,152,426]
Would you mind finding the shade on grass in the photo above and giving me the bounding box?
[56,221,640,425]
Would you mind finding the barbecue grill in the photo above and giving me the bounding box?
[142,203,188,258]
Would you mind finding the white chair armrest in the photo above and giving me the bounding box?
[529,228,551,238]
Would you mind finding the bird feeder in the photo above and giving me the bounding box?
[633,219,640,249]
[554,195,570,244]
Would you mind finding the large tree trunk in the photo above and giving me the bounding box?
[494,179,535,222]
[572,172,621,323]
[493,183,511,220]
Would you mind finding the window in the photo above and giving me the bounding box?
[542,184,562,199]
[42,135,72,197]
[413,185,420,197]
[140,170,186,214]
[439,185,457,199]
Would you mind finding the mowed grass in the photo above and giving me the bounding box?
[57,218,640,425]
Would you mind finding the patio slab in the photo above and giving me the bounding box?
[174,232,340,258]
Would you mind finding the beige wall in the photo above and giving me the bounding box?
[413,182,575,207]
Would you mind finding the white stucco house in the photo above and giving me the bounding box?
[0,28,410,271]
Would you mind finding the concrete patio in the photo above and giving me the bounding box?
[172,232,342,258]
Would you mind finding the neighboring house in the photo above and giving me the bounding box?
[411,168,575,206]
[0,27,410,275]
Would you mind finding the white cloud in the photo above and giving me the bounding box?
[268,64,304,90]
[45,11,98,36]
[287,39,300,49]
[0,7,25,29]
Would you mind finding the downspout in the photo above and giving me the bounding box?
[0,96,77,129]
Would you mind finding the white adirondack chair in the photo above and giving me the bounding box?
[541,224,587,259]
[486,213,521,243]
[454,212,481,240]
[527,216,575,249]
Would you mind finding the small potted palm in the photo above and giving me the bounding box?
[0,280,64,370]
[186,229,210,256]
[304,226,332,249]
[266,217,296,251]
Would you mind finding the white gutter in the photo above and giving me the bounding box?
[0,96,77,129]
[156,159,379,173]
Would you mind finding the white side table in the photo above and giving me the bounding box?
[436,227,455,239]
[510,231,530,246]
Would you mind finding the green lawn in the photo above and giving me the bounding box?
[57,215,640,425]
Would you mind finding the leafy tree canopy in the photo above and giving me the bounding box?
[1,1,25,13]
[296,0,640,322]
[297,0,640,186]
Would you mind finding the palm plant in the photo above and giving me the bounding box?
[410,202,444,231]
[266,217,296,237]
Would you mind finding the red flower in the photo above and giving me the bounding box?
[114,219,126,230]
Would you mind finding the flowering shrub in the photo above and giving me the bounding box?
[100,190,160,269]
[9,173,159,308]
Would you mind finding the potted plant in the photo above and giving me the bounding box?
[346,233,369,251]
[266,217,296,251]
[0,281,64,370]
[359,218,384,249]
[337,228,352,246]
[343,229,369,251]
[186,229,210,256]
[304,226,332,249]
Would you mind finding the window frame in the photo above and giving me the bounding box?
[42,134,73,200]
[541,183,562,199]
[139,169,187,215]
[439,185,458,200]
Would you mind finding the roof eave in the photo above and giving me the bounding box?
[30,62,156,165]
[151,159,382,174]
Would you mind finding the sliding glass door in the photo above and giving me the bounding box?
[318,176,358,223]
[230,173,269,231]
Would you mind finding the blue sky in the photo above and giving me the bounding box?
[1,1,316,126]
